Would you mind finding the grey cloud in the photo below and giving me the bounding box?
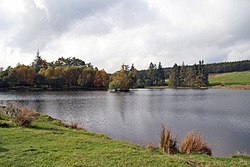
[9,0,153,51]
[8,0,119,50]
[44,0,118,29]
[106,0,155,29]
[0,0,250,72]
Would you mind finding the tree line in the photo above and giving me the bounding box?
[0,50,249,90]
[136,60,250,87]
[205,60,250,74]
[136,61,208,88]
[0,50,141,91]
[0,51,110,90]
[169,61,208,88]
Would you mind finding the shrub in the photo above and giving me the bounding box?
[180,130,211,156]
[15,108,37,126]
[160,127,178,155]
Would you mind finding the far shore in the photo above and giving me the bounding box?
[0,86,108,92]
[1,84,250,92]
[144,84,250,90]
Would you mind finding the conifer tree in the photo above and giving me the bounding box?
[169,64,180,87]
[157,62,165,85]
[179,62,187,87]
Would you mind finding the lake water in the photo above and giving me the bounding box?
[0,89,249,156]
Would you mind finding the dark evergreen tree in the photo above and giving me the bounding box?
[190,63,199,87]
[128,64,138,88]
[157,62,165,85]
[33,49,43,73]
[179,62,187,87]
[169,64,180,87]
[33,49,48,73]
[53,57,86,67]
[148,62,157,86]
[197,60,208,87]
[34,74,46,87]
[169,61,208,88]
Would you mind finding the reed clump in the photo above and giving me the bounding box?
[180,130,211,156]
[15,108,37,126]
[160,127,212,156]
[160,127,178,155]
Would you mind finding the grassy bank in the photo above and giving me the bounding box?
[143,71,250,90]
[0,112,250,166]
[209,71,250,89]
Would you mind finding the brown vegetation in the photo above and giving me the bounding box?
[15,108,37,126]
[69,122,80,129]
[160,127,178,155]
[62,121,86,130]
[180,130,211,156]
[225,84,250,90]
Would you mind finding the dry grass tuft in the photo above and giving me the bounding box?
[15,108,37,126]
[62,121,86,130]
[160,126,178,155]
[180,130,212,156]
[70,122,80,129]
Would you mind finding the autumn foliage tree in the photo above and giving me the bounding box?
[77,67,96,89]
[63,66,81,87]
[15,65,35,85]
[94,70,109,89]
[109,65,130,91]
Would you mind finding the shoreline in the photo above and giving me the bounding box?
[145,85,250,90]
[0,86,108,92]
[1,105,250,166]
[1,84,250,92]
[1,105,249,157]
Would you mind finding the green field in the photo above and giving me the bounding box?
[209,71,250,87]
[1,112,250,166]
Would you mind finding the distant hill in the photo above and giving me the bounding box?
[205,60,250,74]
[139,60,250,77]
[209,71,250,87]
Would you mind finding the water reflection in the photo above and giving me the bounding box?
[0,89,250,156]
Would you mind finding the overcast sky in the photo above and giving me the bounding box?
[0,0,250,72]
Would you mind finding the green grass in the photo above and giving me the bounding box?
[0,113,250,166]
[209,71,250,86]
